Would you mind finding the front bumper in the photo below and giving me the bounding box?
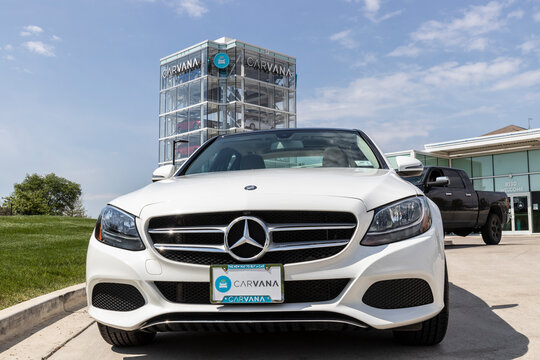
[86,205,445,331]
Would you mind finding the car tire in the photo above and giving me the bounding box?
[97,323,155,347]
[481,212,502,245]
[392,265,449,346]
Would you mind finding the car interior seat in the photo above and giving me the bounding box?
[322,147,349,167]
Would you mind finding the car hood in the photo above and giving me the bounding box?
[110,168,422,217]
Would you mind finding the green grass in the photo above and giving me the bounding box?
[0,216,96,310]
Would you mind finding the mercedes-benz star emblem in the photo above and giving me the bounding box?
[225,216,269,262]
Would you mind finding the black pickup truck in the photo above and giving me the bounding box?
[405,166,509,245]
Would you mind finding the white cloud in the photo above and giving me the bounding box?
[349,0,401,23]
[298,57,525,145]
[172,0,208,17]
[51,35,62,41]
[20,25,44,36]
[534,11,540,22]
[299,72,428,124]
[4,55,15,61]
[411,1,505,51]
[507,9,524,19]
[22,41,55,57]
[363,0,380,14]
[446,105,498,119]
[330,30,358,49]
[387,44,421,57]
[492,69,540,90]
[422,57,521,87]
[351,53,376,68]
[518,39,539,54]
[467,37,489,51]
[4,44,13,51]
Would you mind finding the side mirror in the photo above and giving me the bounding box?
[152,164,175,182]
[427,176,450,187]
[395,156,423,177]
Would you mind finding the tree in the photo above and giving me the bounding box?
[2,173,85,216]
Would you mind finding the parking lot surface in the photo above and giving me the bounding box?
[3,235,539,359]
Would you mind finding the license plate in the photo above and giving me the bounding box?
[210,264,284,304]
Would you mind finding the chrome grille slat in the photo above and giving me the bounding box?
[148,227,227,234]
[268,223,356,232]
[154,244,226,253]
[269,239,350,251]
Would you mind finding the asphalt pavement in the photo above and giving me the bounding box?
[2,235,538,359]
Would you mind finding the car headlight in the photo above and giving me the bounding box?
[361,196,432,246]
[94,205,145,251]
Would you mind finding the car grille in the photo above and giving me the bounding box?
[147,211,357,265]
[91,283,145,311]
[362,278,434,309]
[154,279,350,304]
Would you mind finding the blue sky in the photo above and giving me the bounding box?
[1,0,540,217]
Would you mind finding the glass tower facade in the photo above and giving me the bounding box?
[158,37,297,166]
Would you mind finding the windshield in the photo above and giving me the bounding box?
[183,130,382,175]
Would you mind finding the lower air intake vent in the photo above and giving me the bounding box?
[362,278,433,309]
[92,283,145,311]
[155,279,350,304]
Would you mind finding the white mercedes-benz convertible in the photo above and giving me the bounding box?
[86,128,448,347]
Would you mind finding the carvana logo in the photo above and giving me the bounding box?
[214,53,230,69]
[215,276,232,293]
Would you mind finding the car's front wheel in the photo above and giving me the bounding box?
[97,323,155,347]
[392,266,449,346]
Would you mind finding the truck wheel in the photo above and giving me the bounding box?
[392,265,449,346]
[481,212,502,245]
[97,323,155,347]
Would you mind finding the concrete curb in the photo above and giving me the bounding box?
[0,283,87,344]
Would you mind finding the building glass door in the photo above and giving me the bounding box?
[503,193,532,233]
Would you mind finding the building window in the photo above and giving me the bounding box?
[259,84,270,108]
[473,178,494,191]
[424,155,438,166]
[275,112,286,128]
[288,114,296,128]
[177,84,188,109]
[288,91,295,113]
[495,175,529,194]
[494,152,528,176]
[166,88,176,113]
[245,106,260,130]
[189,106,201,132]
[452,158,472,178]
[160,92,166,114]
[189,79,201,106]
[176,110,188,134]
[166,115,175,136]
[438,158,449,167]
[471,155,493,177]
[274,88,286,111]
[530,174,540,191]
[244,80,259,106]
[205,103,218,129]
[159,116,165,138]
[529,150,540,172]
